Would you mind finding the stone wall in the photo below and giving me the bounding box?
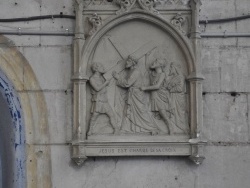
[0,0,249,188]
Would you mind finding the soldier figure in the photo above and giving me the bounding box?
[88,62,119,136]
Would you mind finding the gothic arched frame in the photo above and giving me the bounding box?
[72,0,205,166]
[80,11,196,74]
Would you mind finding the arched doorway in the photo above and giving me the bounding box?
[0,35,52,187]
[0,70,26,188]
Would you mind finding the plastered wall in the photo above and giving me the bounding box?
[0,0,249,188]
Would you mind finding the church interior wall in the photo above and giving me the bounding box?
[0,0,249,187]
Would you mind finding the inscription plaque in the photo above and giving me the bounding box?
[72,0,206,165]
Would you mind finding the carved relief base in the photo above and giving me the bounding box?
[72,139,206,165]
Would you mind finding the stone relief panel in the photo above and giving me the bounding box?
[86,20,189,137]
[72,0,205,165]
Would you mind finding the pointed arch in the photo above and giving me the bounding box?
[80,10,196,76]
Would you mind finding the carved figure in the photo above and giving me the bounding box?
[171,13,186,34]
[138,0,159,14]
[113,56,160,135]
[115,0,136,14]
[88,13,102,36]
[88,62,119,135]
[141,59,174,134]
[166,62,188,133]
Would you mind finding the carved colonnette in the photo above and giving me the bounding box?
[72,0,205,166]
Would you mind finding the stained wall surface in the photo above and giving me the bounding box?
[0,93,14,188]
[0,0,249,188]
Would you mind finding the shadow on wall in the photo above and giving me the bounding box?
[0,69,26,188]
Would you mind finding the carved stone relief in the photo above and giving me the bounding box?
[171,13,186,34]
[83,0,190,7]
[88,62,119,135]
[155,0,190,6]
[88,13,102,35]
[83,0,115,7]
[83,0,190,37]
[115,0,159,15]
[72,0,205,165]
[86,22,189,136]
[115,0,135,14]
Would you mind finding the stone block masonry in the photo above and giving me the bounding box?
[0,0,249,187]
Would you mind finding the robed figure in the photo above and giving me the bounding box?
[113,56,160,135]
